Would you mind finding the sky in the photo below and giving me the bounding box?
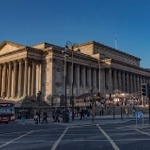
[0,0,150,68]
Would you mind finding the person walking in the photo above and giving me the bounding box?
[42,110,48,124]
[54,109,60,122]
[80,109,84,120]
[132,106,136,116]
[21,111,26,125]
[125,107,129,118]
[52,110,55,121]
[34,111,39,124]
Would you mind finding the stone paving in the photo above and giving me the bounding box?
[16,113,150,126]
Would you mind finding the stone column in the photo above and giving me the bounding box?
[134,74,137,93]
[88,67,91,90]
[1,64,6,97]
[126,72,129,93]
[133,74,135,93]
[24,59,28,96]
[93,68,96,92]
[28,63,31,96]
[98,61,101,93]
[76,65,80,95]
[118,71,121,91]
[103,69,106,97]
[137,75,140,93]
[82,66,86,93]
[7,63,12,98]
[122,71,126,93]
[109,68,112,93]
[140,76,143,87]
[36,63,42,93]
[31,61,36,96]
[36,63,38,94]
[68,64,72,88]
[18,60,22,97]
[38,63,42,91]
[12,61,17,98]
[130,73,133,94]
[114,69,117,90]
[132,74,135,93]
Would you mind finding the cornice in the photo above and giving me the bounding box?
[111,59,150,73]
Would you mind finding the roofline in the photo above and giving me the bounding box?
[76,40,141,61]
[32,42,55,47]
[0,40,26,47]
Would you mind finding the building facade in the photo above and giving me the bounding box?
[0,40,150,106]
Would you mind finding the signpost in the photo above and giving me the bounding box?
[141,83,150,125]
[136,112,144,126]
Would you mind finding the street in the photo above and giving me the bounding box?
[0,118,150,150]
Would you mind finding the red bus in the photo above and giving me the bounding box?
[0,103,15,123]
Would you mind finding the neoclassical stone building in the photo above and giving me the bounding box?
[0,40,150,106]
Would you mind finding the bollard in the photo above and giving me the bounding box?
[121,107,123,120]
[113,105,115,119]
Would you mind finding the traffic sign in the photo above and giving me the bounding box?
[136,112,143,119]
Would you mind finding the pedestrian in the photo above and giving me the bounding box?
[52,110,55,121]
[69,109,72,121]
[54,109,60,122]
[80,109,84,120]
[125,107,129,118]
[34,112,39,124]
[132,106,136,116]
[21,111,26,125]
[42,110,48,124]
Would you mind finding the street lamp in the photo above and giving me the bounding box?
[112,93,115,119]
[62,51,69,123]
[90,86,95,123]
[65,41,77,121]
[37,91,42,123]
[98,59,101,93]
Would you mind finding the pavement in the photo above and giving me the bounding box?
[16,113,150,126]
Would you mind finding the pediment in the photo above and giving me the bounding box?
[0,41,25,55]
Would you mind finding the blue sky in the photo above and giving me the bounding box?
[0,0,150,68]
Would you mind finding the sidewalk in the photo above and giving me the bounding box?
[16,113,149,126]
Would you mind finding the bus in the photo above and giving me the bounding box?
[0,103,15,123]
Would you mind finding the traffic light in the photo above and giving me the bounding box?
[141,83,148,97]
[148,85,150,97]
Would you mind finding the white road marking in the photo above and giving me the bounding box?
[96,124,120,150]
[0,131,34,148]
[135,128,150,136]
[51,127,68,150]
[1,129,48,135]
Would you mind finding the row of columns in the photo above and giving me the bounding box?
[66,63,100,95]
[66,63,150,97]
[108,68,150,94]
[0,59,41,99]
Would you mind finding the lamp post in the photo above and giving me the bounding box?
[62,52,69,123]
[65,41,76,121]
[112,94,115,119]
[90,86,95,123]
[37,91,42,123]
[98,59,101,93]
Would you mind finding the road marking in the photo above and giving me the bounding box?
[69,124,95,128]
[96,124,120,150]
[135,128,150,136]
[59,138,150,142]
[51,127,68,150]
[0,130,33,148]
